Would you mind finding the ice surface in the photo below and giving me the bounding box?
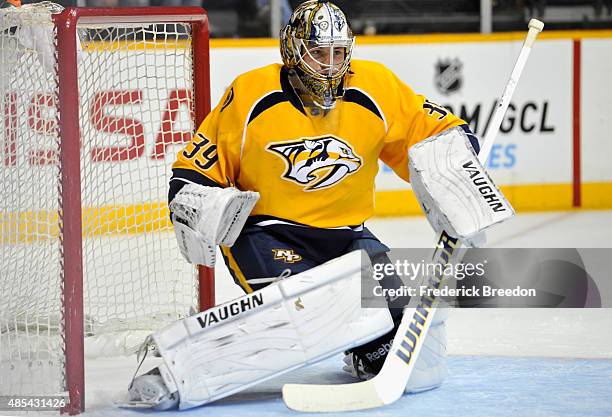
[82,355,612,417]
[71,211,612,415]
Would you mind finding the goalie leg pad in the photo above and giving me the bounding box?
[408,126,514,239]
[404,308,448,393]
[342,307,448,393]
[145,250,393,409]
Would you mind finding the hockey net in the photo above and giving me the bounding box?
[0,3,212,413]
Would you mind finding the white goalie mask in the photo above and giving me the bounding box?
[280,0,354,109]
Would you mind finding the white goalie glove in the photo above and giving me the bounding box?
[409,126,515,241]
[169,184,259,267]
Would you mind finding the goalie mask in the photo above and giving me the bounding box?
[280,0,354,110]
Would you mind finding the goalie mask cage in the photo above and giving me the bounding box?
[0,3,214,414]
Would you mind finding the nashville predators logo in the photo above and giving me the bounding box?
[272,249,303,264]
[266,136,362,191]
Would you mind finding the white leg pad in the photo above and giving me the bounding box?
[151,251,393,409]
[404,308,448,393]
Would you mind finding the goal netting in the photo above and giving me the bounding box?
[0,2,212,413]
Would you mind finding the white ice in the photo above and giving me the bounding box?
[80,210,612,414]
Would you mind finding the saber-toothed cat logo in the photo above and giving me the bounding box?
[267,135,362,191]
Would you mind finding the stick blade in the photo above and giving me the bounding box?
[282,380,384,412]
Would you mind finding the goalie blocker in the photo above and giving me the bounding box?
[409,126,515,240]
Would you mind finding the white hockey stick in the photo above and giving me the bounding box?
[282,19,544,413]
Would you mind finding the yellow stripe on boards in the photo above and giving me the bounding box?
[582,182,612,209]
[82,40,191,52]
[354,30,612,44]
[374,182,612,217]
[3,183,611,243]
[1,202,172,243]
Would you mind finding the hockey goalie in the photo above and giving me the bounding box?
[126,0,514,409]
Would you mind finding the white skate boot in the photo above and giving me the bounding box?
[125,368,179,410]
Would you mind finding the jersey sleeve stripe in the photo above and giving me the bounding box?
[344,87,388,132]
[247,91,288,125]
[241,90,284,159]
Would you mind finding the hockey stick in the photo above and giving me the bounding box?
[282,18,544,412]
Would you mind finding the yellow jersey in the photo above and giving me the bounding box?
[172,60,465,228]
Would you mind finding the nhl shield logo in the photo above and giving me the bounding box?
[435,58,463,95]
[267,135,362,191]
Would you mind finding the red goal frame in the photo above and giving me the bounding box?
[51,7,213,414]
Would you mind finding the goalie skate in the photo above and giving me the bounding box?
[121,368,179,410]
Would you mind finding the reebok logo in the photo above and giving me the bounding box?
[365,339,394,362]
[462,160,508,213]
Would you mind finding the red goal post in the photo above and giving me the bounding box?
[57,7,215,414]
[54,9,213,413]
